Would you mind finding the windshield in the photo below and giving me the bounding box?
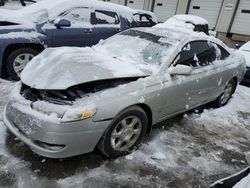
[99,30,176,65]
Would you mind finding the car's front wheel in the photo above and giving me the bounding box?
[214,79,236,107]
[98,106,148,158]
[6,48,39,80]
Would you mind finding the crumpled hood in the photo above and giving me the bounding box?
[21,47,151,90]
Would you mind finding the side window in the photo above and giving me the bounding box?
[191,41,214,66]
[208,42,230,61]
[174,43,197,67]
[63,8,91,24]
[219,46,230,60]
[174,41,215,67]
[92,10,119,25]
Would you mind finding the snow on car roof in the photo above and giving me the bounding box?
[172,14,208,25]
[20,0,135,17]
[134,27,224,46]
[1,0,136,24]
[154,14,208,32]
[133,9,157,23]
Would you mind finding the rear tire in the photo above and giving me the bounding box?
[98,106,148,158]
[6,48,39,80]
[214,79,236,107]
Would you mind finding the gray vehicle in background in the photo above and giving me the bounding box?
[3,27,246,158]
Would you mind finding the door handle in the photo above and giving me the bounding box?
[84,28,92,33]
[209,76,216,80]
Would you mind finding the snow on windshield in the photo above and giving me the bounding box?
[96,30,178,69]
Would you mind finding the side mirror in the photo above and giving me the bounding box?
[169,64,192,76]
[54,18,71,29]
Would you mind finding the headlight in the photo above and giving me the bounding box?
[31,101,65,118]
[31,101,96,122]
[62,108,96,122]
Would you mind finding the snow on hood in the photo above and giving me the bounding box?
[21,47,150,90]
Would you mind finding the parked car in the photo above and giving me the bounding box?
[236,41,250,85]
[0,0,157,80]
[3,27,246,158]
[154,14,209,35]
[211,152,250,188]
[132,10,157,27]
[0,0,38,8]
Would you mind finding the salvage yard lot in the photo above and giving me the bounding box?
[0,78,249,187]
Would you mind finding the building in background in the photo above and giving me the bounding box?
[102,0,250,41]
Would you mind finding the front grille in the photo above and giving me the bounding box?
[20,77,141,105]
[6,104,39,136]
[21,84,82,105]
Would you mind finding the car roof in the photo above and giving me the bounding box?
[18,0,136,21]
[130,27,230,51]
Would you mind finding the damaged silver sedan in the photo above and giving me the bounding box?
[3,28,246,158]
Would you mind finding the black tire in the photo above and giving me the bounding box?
[0,0,4,6]
[214,79,236,107]
[6,48,39,81]
[98,106,148,158]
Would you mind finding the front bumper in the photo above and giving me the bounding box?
[3,103,111,158]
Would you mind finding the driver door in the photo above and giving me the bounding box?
[158,41,216,120]
[46,7,95,47]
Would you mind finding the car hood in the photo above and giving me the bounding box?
[0,8,48,25]
[21,47,152,90]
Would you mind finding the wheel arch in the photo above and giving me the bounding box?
[231,76,238,94]
[136,103,153,134]
[111,103,153,134]
[1,43,45,77]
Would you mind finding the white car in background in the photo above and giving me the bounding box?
[237,41,250,85]
[154,14,210,35]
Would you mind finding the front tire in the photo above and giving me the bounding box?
[214,79,236,107]
[6,48,39,80]
[98,106,148,158]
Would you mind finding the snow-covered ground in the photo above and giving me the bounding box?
[0,78,250,187]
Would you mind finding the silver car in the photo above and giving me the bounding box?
[3,28,246,158]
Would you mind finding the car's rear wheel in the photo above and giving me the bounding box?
[214,79,236,107]
[6,48,39,80]
[98,106,148,158]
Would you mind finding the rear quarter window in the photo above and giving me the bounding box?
[208,41,230,61]
[92,10,120,25]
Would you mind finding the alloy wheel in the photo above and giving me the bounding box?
[13,53,34,76]
[110,116,142,152]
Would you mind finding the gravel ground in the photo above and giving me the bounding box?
[0,78,249,188]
